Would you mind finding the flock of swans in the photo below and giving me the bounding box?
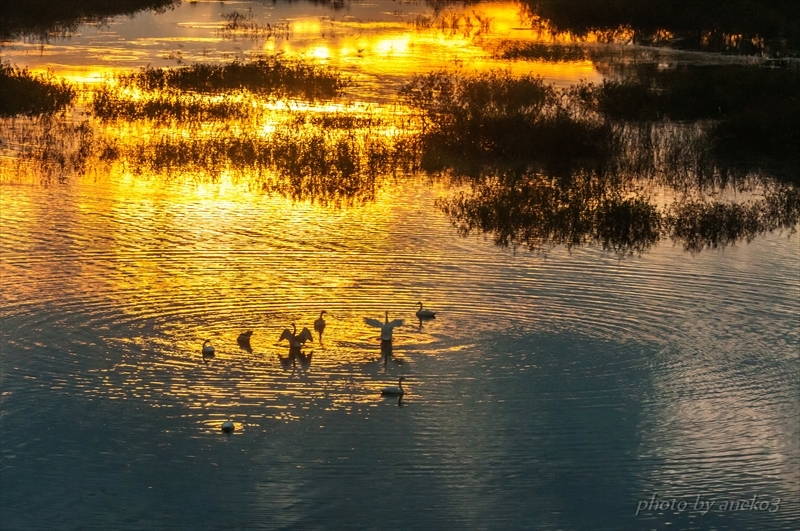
[207,302,437,432]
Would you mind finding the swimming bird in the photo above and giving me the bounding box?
[221,421,234,434]
[364,311,404,342]
[202,339,215,356]
[237,330,253,351]
[381,377,406,396]
[415,302,436,319]
[314,311,327,342]
[279,323,313,349]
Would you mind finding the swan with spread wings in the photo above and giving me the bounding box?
[279,323,313,349]
[364,311,404,342]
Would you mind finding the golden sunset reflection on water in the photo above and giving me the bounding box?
[2,4,798,528]
[2,1,602,92]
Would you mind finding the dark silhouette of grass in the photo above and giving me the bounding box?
[1,0,179,41]
[521,0,800,56]
[0,63,75,116]
[89,58,349,121]
[400,70,617,171]
[115,58,347,99]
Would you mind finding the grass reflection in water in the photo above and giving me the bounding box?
[2,57,798,253]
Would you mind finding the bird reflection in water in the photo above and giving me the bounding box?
[276,345,314,371]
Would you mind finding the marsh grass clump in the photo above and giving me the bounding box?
[0,63,75,117]
[400,71,616,170]
[521,0,800,56]
[115,58,347,100]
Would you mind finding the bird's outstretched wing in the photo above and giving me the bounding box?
[298,328,313,344]
[364,318,384,328]
[387,319,404,328]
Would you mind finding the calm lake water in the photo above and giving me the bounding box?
[1,1,799,530]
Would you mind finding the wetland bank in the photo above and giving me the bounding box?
[1,1,798,530]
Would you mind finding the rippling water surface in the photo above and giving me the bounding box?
[2,0,800,528]
[1,173,798,530]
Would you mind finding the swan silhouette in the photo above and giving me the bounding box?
[279,323,313,349]
[314,311,327,342]
[364,311,404,342]
[237,330,253,351]
[381,377,406,396]
[202,339,215,357]
[415,302,436,319]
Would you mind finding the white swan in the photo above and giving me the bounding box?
[416,302,436,319]
[381,377,406,396]
[364,311,404,341]
[202,339,215,356]
[221,421,234,434]
[314,311,327,341]
[279,323,313,349]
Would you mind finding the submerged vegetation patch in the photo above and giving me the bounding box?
[0,63,75,117]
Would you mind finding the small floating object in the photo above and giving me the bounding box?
[202,339,215,356]
[416,301,436,319]
[221,421,235,434]
[381,377,406,396]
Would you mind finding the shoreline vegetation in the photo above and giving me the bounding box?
[0,63,76,116]
[2,34,798,253]
[520,0,800,57]
[0,0,180,41]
